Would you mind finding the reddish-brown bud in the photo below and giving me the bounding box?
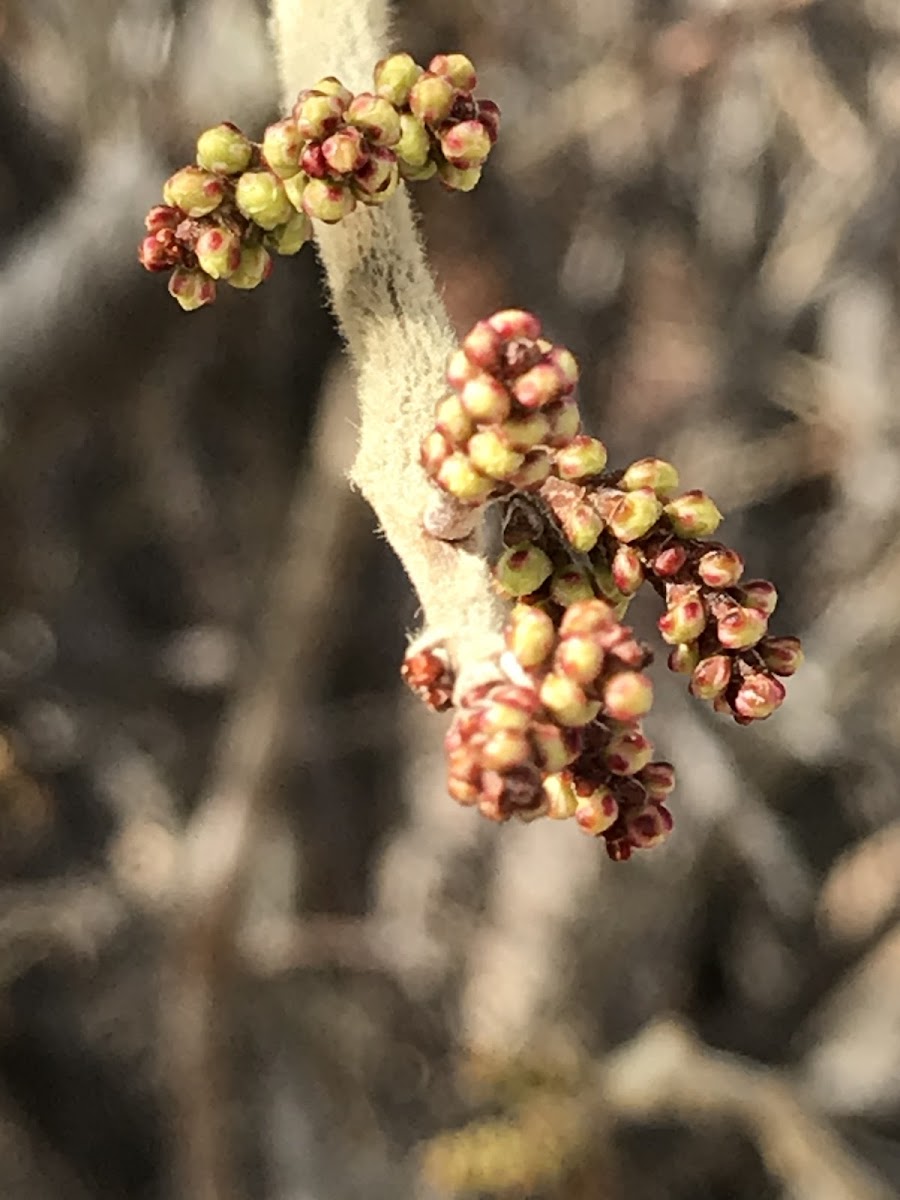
[477,98,501,142]
[758,636,804,677]
[626,803,674,849]
[145,204,181,233]
[690,654,732,700]
[652,544,688,577]
[138,229,182,272]
[738,579,778,616]
[638,761,676,801]
[575,788,619,836]
[401,644,454,711]
[611,545,644,595]
[733,673,786,720]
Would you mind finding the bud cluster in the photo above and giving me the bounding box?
[420,309,586,505]
[139,54,500,308]
[408,310,804,861]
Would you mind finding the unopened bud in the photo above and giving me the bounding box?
[261,119,304,178]
[543,773,578,820]
[733,672,785,720]
[626,804,673,849]
[508,450,552,491]
[717,605,767,650]
[168,267,216,311]
[658,594,706,645]
[282,172,308,212]
[480,729,532,771]
[697,548,744,588]
[195,225,242,279]
[559,598,615,638]
[540,673,600,727]
[163,166,224,217]
[638,761,676,801]
[302,178,356,223]
[293,90,345,139]
[138,229,181,272]
[620,458,680,496]
[352,146,400,203]
[550,568,594,608]
[434,395,474,445]
[488,309,542,340]
[395,113,431,168]
[506,603,556,669]
[267,210,312,255]
[738,579,778,616]
[495,543,553,596]
[554,634,604,685]
[500,411,550,451]
[602,671,653,721]
[460,374,511,423]
[561,502,603,553]
[605,729,653,776]
[196,122,253,175]
[554,436,608,481]
[690,654,732,700]
[145,204,181,233]
[235,171,293,230]
[651,544,688,577]
[437,161,482,191]
[435,452,494,504]
[428,53,478,91]
[545,401,581,447]
[440,120,491,165]
[533,725,580,774]
[409,72,455,125]
[477,98,501,142]
[758,636,804,677]
[228,244,272,290]
[374,52,423,105]
[667,642,700,674]
[575,788,619,836]
[312,76,353,106]
[611,545,644,595]
[607,488,662,542]
[664,490,723,538]
[321,127,369,175]
[467,429,525,481]
[346,93,401,146]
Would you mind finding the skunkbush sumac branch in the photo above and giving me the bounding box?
[138,51,499,309]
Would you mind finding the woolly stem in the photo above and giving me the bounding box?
[268,0,505,675]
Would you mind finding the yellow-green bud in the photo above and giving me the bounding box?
[435,453,494,504]
[550,568,594,607]
[495,543,553,597]
[168,267,216,311]
[293,91,345,140]
[555,436,608,481]
[500,412,549,451]
[163,166,224,217]
[302,178,356,223]
[235,171,293,230]
[543,773,578,820]
[346,93,401,147]
[409,72,455,125]
[539,673,600,727]
[434,395,474,446]
[195,225,242,279]
[267,210,312,256]
[620,457,680,496]
[283,172,308,212]
[395,113,431,168]
[467,429,525,480]
[664,490,723,538]
[261,119,304,179]
[196,123,253,176]
[437,161,483,191]
[575,788,619,836]
[428,53,477,91]
[505,603,556,668]
[440,120,491,166]
[311,76,353,106]
[374,53,423,106]
[227,244,272,290]
[607,488,663,542]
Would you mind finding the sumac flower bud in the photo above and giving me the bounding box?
[550,568,594,608]
[510,363,564,409]
[626,803,673,849]
[477,98,501,142]
[508,450,552,491]
[605,729,653,776]
[302,178,357,223]
[283,172,309,212]
[668,642,700,674]
[554,436,609,481]
[480,729,532,771]
[138,230,181,272]
[559,598,615,638]
[717,605,767,650]
[434,395,474,445]
[607,488,663,543]
[311,76,353,106]
[638,761,676,801]
[261,119,304,178]
[500,412,550,451]
[145,204,181,233]
[533,725,580,774]
[658,594,706,645]
[602,671,653,721]
[228,244,272,290]
[440,120,491,165]
[437,161,482,191]
[697,548,744,588]
[352,146,400,203]
[195,225,242,279]
[401,645,454,711]
[560,502,603,553]
[447,347,480,388]
[506,603,556,669]
[168,267,216,311]
[399,159,438,181]
[733,673,786,721]
[545,401,581,447]
[267,210,313,256]
[758,636,804,677]
[235,171,293,230]
[428,53,478,91]
[321,127,370,175]
[300,143,329,178]
[374,52,423,105]
[611,545,644,595]
[543,773,578,820]
[163,166,224,217]
[546,346,579,392]
[488,309,542,340]
[460,374,511,423]
[409,72,456,125]
[495,543,553,596]
[664,490,723,538]
[738,579,778,616]
[293,90,346,139]
[554,635,604,685]
[395,113,431,168]
[467,429,525,480]
[346,94,402,146]
[651,544,688,577]
[420,430,451,475]
[461,320,503,371]
[575,788,619,836]
[196,122,253,175]
[436,452,494,504]
[539,673,599,727]
[620,458,680,496]
[690,654,732,700]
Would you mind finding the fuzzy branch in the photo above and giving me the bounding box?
[268,0,506,677]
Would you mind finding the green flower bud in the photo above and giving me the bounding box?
[261,119,304,178]
[374,53,423,106]
[554,634,604,685]
[195,225,242,279]
[346,93,401,146]
[436,452,494,504]
[467,429,525,481]
[428,53,478,91]
[434,395,475,445]
[440,120,491,165]
[302,178,356,223]
[499,412,550,451]
[168,267,216,311]
[351,146,399,203]
[543,773,578,820]
[575,788,619,836]
[311,76,353,106]
[437,161,483,191]
[611,545,644,595]
[508,450,552,492]
[658,594,707,645]
[602,671,654,721]
[664,490,723,538]
[554,436,609,481]
[545,400,582,447]
[196,123,253,175]
[697,548,744,588]
[267,210,312,256]
[561,502,604,553]
[480,729,532,772]
[321,127,369,175]
[607,488,663,542]
[293,90,346,140]
[550,568,594,607]
[559,598,616,638]
[163,166,224,217]
[282,172,308,212]
[460,374,511,423]
[505,603,556,669]
[495,543,553,597]
[605,729,653,776]
[420,430,451,475]
[409,72,455,125]
[227,244,272,290]
[716,605,767,650]
[667,642,700,674]
[235,171,293,230]
[738,580,778,616]
[395,113,431,168]
[620,457,680,496]
[511,363,565,410]
[399,159,438,181]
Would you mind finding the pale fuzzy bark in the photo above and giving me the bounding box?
[268,0,505,676]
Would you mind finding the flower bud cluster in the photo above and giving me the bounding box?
[420,309,586,505]
[139,54,500,308]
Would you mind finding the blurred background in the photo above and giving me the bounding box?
[0,0,897,1196]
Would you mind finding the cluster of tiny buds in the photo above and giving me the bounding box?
[420,309,585,504]
[406,309,804,861]
[138,52,499,309]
